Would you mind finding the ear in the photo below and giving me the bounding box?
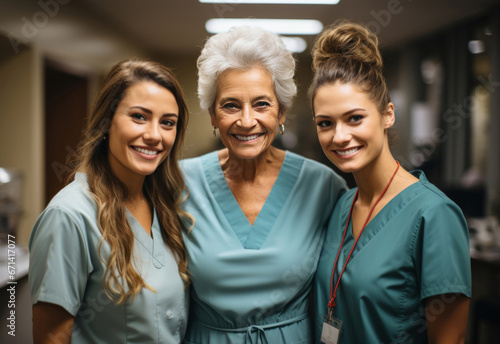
[278,107,287,126]
[209,109,217,128]
[384,103,395,129]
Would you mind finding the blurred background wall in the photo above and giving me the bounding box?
[0,0,500,342]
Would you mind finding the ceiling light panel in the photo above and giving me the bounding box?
[205,18,324,35]
[200,0,339,4]
[281,37,307,53]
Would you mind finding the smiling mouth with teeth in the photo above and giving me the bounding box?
[132,146,159,156]
[234,134,262,141]
[335,147,360,156]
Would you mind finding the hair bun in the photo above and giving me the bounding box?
[312,21,382,72]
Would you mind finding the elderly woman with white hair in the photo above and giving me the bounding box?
[180,26,347,343]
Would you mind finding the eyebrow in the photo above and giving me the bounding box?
[130,106,152,114]
[315,108,366,118]
[252,95,274,102]
[130,106,178,117]
[218,95,274,103]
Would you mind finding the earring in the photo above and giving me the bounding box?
[279,124,285,135]
[213,126,217,137]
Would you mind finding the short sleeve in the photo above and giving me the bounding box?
[415,200,472,300]
[29,207,93,316]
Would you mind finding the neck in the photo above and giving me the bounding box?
[220,146,284,182]
[353,153,399,205]
[108,154,146,203]
[111,169,146,203]
[127,182,146,204]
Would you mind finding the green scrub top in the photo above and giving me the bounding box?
[313,171,471,343]
[29,173,188,343]
[180,151,347,344]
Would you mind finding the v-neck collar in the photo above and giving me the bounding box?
[75,172,166,268]
[341,170,425,261]
[202,150,303,249]
[126,207,166,268]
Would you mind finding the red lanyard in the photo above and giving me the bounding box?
[328,162,400,313]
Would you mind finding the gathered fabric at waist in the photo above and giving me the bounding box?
[190,313,309,344]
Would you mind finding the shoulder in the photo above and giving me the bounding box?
[179,154,204,169]
[340,188,357,202]
[286,152,348,204]
[404,172,468,239]
[288,151,344,181]
[180,151,217,174]
[45,173,96,218]
[411,171,463,215]
[180,152,219,191]
[31,173,98,245]
[332,188,357,212]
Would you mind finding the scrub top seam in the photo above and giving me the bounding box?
[32,292,81,316]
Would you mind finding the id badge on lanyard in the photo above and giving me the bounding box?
[320,313,342,344]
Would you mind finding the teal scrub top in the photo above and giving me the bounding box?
[29,173,188,343]
[180,151,347,344]
[313,171,471,343]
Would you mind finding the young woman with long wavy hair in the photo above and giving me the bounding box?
[29,58,191,343]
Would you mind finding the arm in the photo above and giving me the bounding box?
[417,200,472,343]
[425,294,470,344]
[29,206,90,343]
[33,302,74,344]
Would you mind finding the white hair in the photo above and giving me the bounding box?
[197,26,297,111]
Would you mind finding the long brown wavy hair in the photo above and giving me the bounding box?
[69,58,191,304]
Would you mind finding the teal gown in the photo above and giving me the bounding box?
[313,171,472,343]
[180,151,347,344]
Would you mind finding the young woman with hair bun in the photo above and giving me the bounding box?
[310,21,471,343]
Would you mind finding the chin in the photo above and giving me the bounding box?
[328,159,360,174]
[133,165,161,176]
[231,148,266,160]
[234,154,259,161]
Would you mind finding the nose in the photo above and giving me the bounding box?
[332,123,351,145]
[237,105,256,129]
[143,122,161,144]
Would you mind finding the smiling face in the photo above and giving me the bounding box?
[108,81,179,184]
[211,66,284,160]
[314,82,394,174]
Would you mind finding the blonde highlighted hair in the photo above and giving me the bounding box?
[69,58,191,304]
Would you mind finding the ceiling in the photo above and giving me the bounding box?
[76,0,500,54]
[1,0,499,68]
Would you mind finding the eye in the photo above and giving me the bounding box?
[255,101,270,108]
[316,120,333,128]
[222,102,238,110]
[131,113,147,121]
[161,119,177,127]
[348,115,363,123]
